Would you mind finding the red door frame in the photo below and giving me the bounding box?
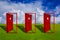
[6,12,18,33]
[44,12,55,33]
[25,13,36,33]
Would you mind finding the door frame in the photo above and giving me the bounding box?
[6,12,18,33]
[44,13,55,33]
[25,13,36,33]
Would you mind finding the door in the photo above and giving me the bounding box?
[25,13,32,32]
[6,13,13,33]
[44,13,50,32]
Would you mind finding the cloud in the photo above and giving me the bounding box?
[36,8,45,24]
[55,6,60,14]
[0,1,45,24]
[0,17,2,23]
[55,15,60,23]
[0,1,60,24]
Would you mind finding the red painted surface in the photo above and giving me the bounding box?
[6,13,13,33]
[25,13,32,32]
[44,13,50,32]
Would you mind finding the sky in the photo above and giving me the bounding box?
[0,0,60,24]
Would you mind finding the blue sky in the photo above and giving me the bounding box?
[0,0,60,23]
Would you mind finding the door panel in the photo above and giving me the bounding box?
[44,13,50,32]
[25,13,32,32]
[6,13,13,33]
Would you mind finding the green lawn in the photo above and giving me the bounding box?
[0,24,60,40]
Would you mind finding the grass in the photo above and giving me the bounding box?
[0,24,60,40]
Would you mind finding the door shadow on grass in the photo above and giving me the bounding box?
[18,25,25,33]
[36,25,44,33]
[0,25,6,31]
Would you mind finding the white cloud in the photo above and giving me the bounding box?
[0,1,45,24]
[0,1,60,24]
[36,8,45,24]
[37,8,44,16]
[0,17,2,22]
[51,15,60,24]
[55,15,60,23]
[55,6,60,14]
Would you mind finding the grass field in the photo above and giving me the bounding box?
[0,24,60,40]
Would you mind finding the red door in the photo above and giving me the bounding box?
[44,13,50,32]
[6,13,13,33]
[25,13,32,32]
